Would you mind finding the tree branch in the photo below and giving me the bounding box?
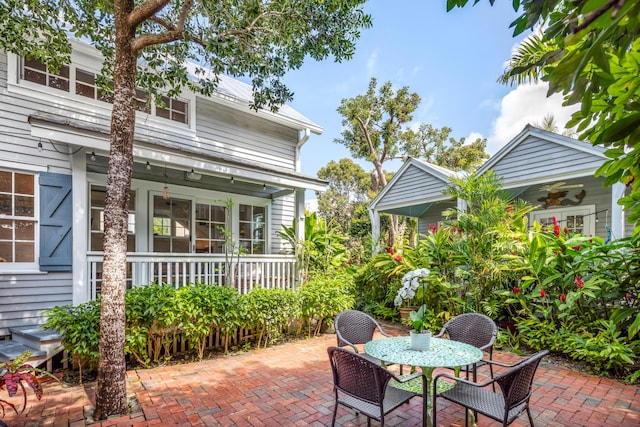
[132,31,184,52]
[573,0,626,33]
[128,0,170,28]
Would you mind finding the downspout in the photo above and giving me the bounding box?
[295,127,311,173]
[294,128,311,268]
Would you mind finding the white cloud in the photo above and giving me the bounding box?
[487,82,580,154]
[466,132,484,143]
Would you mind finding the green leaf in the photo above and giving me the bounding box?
[597,113,640,143]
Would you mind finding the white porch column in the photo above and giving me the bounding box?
[610,182,626,239]
[295,188,305,243]
[369,208,381,255]
[456,198,467,218]
[71,151,88,305]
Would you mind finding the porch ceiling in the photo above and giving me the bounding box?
[87,154,290,199]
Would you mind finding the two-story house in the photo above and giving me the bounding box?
[0,39,326,338]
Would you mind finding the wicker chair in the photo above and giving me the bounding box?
[434,312,498,382]
[432,350,549,427]
[327,346,426,427]
[334,310,402,373]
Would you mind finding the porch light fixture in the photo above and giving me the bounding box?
[230,176,234,184]
[90,151,96,161]
[185,168,202,181]
[37,141,43,152]
[163,185,170,200]
[263,183,266,191]
[146,161,151,170]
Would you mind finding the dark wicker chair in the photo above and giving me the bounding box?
[432,350,549,427]
[334,310,402,373]
[327,346,426,427]
[434,312,498,382]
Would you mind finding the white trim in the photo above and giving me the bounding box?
[72,151,89,305]
[610,182,626,239]
[530,204,596,236]
[0,167,39,273]
[7,53,197,134]
[0,160,47,172]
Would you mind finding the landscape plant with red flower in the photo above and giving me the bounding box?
[561,293,566,303]
[576,276,584,288]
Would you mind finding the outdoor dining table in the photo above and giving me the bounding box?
[364,336,483,427]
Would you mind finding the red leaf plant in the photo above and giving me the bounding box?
[0,351,51,418]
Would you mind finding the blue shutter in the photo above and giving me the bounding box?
[39,173,73,271]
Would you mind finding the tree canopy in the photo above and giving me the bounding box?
[0,0,371,419]
[449,0,640,233]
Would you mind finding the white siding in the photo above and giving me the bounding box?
[196,100,298,171]
[0,275,73,335]
[0,53,75,334]
[377,165,448,209]
[417,200,456,237]
[492,136,603,183]
[270,195,295,253]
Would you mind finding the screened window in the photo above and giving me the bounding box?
[0,170,36,264]
[238,204,266,254]
[89,186,136,251]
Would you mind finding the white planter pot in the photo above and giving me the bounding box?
[410,330,431,351]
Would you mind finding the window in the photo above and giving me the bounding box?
[238,204,266,254]
[22,58,188,124]
[0,170,36,265]
[23,58,69,92]
[156,96,188,124]
[530,205,595,236]
[152,196,191,253]
[195,204,227,253]
[89,186,136,251]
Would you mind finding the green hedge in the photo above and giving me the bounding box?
[44,274,354,374]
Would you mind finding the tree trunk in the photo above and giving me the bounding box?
[93,0,136,419]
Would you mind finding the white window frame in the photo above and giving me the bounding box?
[6,52,196,133]
[0,162,44,273]
[530,204,596,236]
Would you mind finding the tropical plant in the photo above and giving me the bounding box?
[279,211,347,281]
[0,351,45,417]
[450,0,640,234]
[1,0,372,418]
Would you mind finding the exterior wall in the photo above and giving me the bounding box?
[0,47,305,332]
[196,100,298,171]
[376,164,448,209]
[491,136,603,184]
[518,176,611,238]
[0,52,74,336]
[270,195,295,253]
[417,200,457,236]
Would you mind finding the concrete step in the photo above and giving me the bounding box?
[0,340,47,366]
[3,325,64,370]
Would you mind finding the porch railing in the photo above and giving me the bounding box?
[86,252,298,300]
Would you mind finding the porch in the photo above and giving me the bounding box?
[86,252,298,298]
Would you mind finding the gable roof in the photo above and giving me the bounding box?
[369,158,461,214]
[477,125,607,189]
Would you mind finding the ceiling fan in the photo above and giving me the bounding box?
[539,181,584,192]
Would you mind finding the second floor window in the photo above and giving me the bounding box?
[22,58,188,124]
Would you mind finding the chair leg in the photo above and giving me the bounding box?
[526,405,535,426]
[331,402,338,427]
[368,417,372,427]
[465,407,469,427]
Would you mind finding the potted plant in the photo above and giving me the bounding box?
[409,304,431,351]
[394,268,430,319]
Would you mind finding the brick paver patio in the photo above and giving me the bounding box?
[3,329,639,426]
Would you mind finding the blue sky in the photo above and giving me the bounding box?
[283,1,578,184]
